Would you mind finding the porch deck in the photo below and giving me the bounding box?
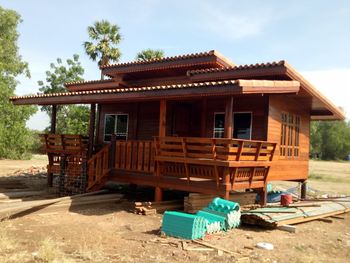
[41,134,276,204]
[87,136,277,204]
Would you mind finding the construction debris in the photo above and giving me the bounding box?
[256,242,274,250]
[241,198,350,227]
[184,192,256,213]
[277,224,297,233]
[0,190,48,200]
[134,200,183,215]
[0,190,125,220]
[161,198,241,239]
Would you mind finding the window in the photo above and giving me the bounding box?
[213,112,252,139]
[213,113,225,138]
[280,112,300,158]
[233,112,252,140]
[104,114,129,141]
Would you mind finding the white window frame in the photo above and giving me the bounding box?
[103,113,129,142]
[233,111,253,140]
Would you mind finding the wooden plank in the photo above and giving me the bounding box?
[224,96,233,138]
[137,141,144,171]
[278,225,297,233]
[132,141,138,170]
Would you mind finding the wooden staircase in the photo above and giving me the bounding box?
[86,144,111,191]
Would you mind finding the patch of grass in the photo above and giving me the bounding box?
[75,236,105,262]
[294,244,306,252]
[0,221,31,263]
[0,221,16,253]
[36,238,64,263]
[309,172,350,183]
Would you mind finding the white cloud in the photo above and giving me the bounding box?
[302,68,350,119]
[198,4,274,40]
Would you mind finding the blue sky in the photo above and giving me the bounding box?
[2,0,350,129]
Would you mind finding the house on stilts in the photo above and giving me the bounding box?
[10,50,345,205]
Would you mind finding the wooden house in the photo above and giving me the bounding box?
[10,50,345,204]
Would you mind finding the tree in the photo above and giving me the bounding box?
[0,6,37,159]
[83,20,122,79]
[310,120,350,160]
[136,49,165,61]
[38,55,89,135]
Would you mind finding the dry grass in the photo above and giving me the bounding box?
[0,221,30,263]
[0,221,16,253]
[309,160,350,183]
[36,238,66,263]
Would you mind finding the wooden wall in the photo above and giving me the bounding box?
[267,95,311,181]
[97,96,269,145]
[204,96,268,140]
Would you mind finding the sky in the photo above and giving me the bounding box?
[2,0,350,130]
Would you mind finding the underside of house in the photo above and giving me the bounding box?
[10,50,345,205]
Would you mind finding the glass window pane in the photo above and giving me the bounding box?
[116,114,128,140]
[104,115,116,141]
[213,113,225,138]
[233,113,251,140]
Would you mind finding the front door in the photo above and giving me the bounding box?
[171,102,200,137]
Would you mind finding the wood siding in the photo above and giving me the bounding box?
[204,96,268,140]
[98,96,269,145]
[267,95,310,181]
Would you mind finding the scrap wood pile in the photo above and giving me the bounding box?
[184,192,256,213]
[134,199,183,215]
[0,190,124,220]
[241,197,350,228]
[161,197,241,240]
[0,166,47,191]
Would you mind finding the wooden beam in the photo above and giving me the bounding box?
[94,104,102,147]
[155,99,167,202]
[88,103,96,158]
[301,180,307,199]
[50,105,57,134]
[200,98,207,137]
[224,97,233,138]
[159,100,167,137]
[48,104,57,187]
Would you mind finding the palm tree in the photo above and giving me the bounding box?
[136,49,165,61]
[83,20,122,79]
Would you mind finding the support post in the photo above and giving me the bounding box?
[47,105,57,187]
[88,103,96,159]
[50,104,57,134]
[155,99,167,202]
[94,104,102,148]
[109,134,116,169]
[259,186,267,206]
[200,98,207,137]
[224,97,233,138]
[301,180,307,199]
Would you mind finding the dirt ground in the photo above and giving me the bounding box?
[0,157,350,263]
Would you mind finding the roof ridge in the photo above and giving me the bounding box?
[65,78,113,86]
[100,50,216,69]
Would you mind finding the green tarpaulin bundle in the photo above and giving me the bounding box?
[161,211,207,240]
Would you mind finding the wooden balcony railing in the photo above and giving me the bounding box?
[154,137,277,189]
[114,140,155,173]
[87,144,110,190]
